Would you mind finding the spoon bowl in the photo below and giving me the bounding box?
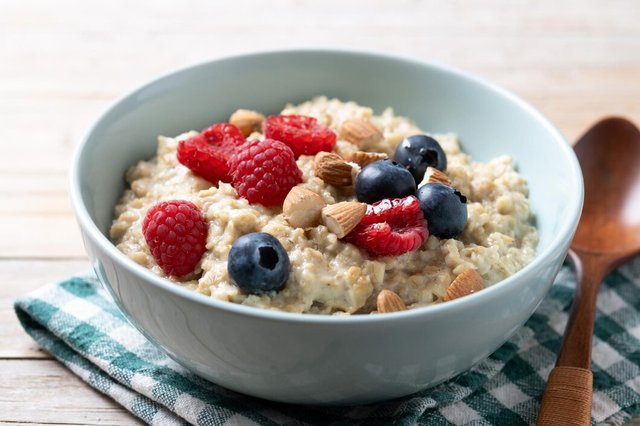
[572,117,640,258]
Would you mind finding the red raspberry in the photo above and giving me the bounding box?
[263,114,337,157]
[177,124,246,184]
[229,138,302,206]
[177,135,230,184]
[344,196,428,257]
[142,200,208,277]
[201,123,246,157]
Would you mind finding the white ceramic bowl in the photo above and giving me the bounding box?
[70,49,583,405]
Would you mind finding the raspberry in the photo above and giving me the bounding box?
[201,123,246,157]
[177,135,230,184]
[263,114,337,157]
[229,138,302,206]
[142,200,208,277]
[177,123,246,184]
[344,196,428,257]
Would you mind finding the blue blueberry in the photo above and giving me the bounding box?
[227,232,289,294]
[394,135,447,183]
[355,159,416,204]
[417,183,468,239]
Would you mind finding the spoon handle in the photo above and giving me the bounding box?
[536,250,610,425]
[536,366,592,426]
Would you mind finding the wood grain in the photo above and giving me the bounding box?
[1,0,639,423]
[0,260,89,359]
[0,360,143,425]
[537,366,593,426]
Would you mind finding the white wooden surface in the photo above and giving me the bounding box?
[2,0,640,424]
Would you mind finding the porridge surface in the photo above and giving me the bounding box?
[110,97,538,314]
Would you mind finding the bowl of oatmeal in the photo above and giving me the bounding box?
[70,49,583,404]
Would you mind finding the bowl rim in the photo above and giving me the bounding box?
[69,47,584,324]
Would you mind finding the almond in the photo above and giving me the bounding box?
[229,109,265,137]
[419,167,452,187]
[348,151,388,168]
[321,201,366,238]
[340,119,383,150]
[376,289,407,313]
[313,152,355,187]
[283,186,326,228]
[444,269,485,301]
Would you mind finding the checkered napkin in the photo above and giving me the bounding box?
[13,257,640,426]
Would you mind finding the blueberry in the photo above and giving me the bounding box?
[355,159,416,204]
[417,183,467,239]
[394,135,447,183]
[227,232,290,294]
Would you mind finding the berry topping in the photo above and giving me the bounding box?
[394,135,447,183]
[201,123,246,157]
[263,114,337,157]
[417,183,468,239]
[177,123,246,185]
[177,134,232,184]
[227,232,290,294]
[355,159,416,204]
[142,200,208,277]
[345,196,428,257]
[229,138,303,206]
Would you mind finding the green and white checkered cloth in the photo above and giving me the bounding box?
[14,257,640,425]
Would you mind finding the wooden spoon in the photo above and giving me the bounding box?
[537,118,640,425]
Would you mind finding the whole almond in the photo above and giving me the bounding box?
[229,109,265,137]
[283,186,326,228]
[419,167,452,187]
[321,201,366,238]
[340,119,383,150]
[377,289,407,313]
[348,151,388,168]
[314,152,355,187]
[444,269,485,301]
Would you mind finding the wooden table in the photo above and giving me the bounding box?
[2,0,639,424]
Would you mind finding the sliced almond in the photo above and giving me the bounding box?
[419,167,452,187]
[339,119,383,150]
[313,152,355,187]
[321,201,366,238]
[283,186,326,228]
[376,289,407,313]
[348,151,388,168]
[444,269,485,301]
[229,109,265,137]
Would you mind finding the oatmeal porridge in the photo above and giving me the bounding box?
[110,96,538,314]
